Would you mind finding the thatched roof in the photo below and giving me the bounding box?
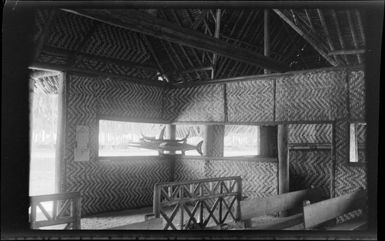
[32,8,366,85]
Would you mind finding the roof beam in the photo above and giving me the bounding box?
[62,9,289,72]
[192,10,209,30]
[317,9,345,65]
[346,10,363,64]
[273,9,338,67]
[330,10,350,65]
[328,49,366,56]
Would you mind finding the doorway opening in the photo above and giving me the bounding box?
[29,69,63,196]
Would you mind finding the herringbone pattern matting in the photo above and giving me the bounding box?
[174,159,206,181]
[288,124,332,144]
[63,74,167,215]
[163,85,225,122]
[289,150,332,198]
[276,70,347,121]
[227,79,274,122]
[349,70,366,120]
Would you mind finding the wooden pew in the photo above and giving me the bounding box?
[108,218,163,230]
[302,188,367,230]
[30,192,81,230]
[240,187,324,229]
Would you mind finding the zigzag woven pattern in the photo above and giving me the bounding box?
[334,120,367,223]
[226,79,274,122]
[349,70,366,120]
[174,158,206,181]
[34,9,50,43]
[74,55,156,80]
[37,50,68,66]
[82,23,150,63]
[205,160,278,198]
[66,158,171,216]
[163,85,225,122]
[289,150,332,197]
[288,124,332,144]
[63,74,167,215]
[276,70,346,121]
[46,11,95,51]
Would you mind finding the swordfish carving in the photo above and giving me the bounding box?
[127,127,204,156]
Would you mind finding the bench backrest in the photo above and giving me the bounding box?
[30,192,81,230]
[240,188,323,220]
[303,189,367,229]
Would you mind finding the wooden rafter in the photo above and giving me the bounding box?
[330,10,350,65]
[317,9,345,65]
[212,8,221,79]
[355,10,366,45]
[62,9,289,72]
[304,9,315,31]
[346,11,363,64]
[328,49,365,56]
[192,10,209,30]
[273,9,338,66]
[41,46,158,72]
[264,9,270,74]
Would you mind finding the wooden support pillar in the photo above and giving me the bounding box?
[278,124,289,195]
[203,125,224,157]
[259,126,277,157]
[264,9,270,75]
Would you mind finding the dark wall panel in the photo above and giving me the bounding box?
[227,79,274,122]
[349,70,366,120]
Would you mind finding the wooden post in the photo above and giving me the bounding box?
[278,124,289,195]
[153,184,161,218]
[203,125,224,157]
[259,126,277,156]
[264,9,270,75]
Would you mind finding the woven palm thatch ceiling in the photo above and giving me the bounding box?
[33,8,366,85]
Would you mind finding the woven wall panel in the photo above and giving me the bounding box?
[174,158,206,181]
[163,85,225,122]
[64,74,166,215]
[334,120,367,223]
[349,70,366,120]
[46,12,95,51]
[276,70,347,121]
[289,150,332,198]
[36,50,68,66]
[206,160,278,198]
[288,124,332,144]
[66,158,171,216]
[34,10,51,43]
[227,79,274,122]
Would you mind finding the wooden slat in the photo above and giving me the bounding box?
[273,9,338,67]
[247,213,304,230]
[62,9,289,72]
[240,188,322,220]
[303,189,367,229]
[346,11,363,64]
[109,218,163,230]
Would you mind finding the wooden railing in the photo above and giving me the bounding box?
[153,176,242,230]
[30,192,81,230]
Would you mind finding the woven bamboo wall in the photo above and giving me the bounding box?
[174,157,278,199]
[64,74,168,216]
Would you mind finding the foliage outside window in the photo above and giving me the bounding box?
[98,120,165,156]
[224,125,260,157]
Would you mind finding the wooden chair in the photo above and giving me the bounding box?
[240,187,324,230]
[302,188,367,230]
[30,192,81,230]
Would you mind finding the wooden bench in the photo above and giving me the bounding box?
[240,187,324,229]
[108,218,163,230]
[30,192,81,230]
[302,188,367,230]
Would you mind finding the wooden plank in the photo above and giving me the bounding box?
[240,188,322,220]
[264,9,270,75]
[30,192,80,203]
[109,218,163,230]
[278,125,289,195]
[62,9,289,72]
[273,9,338,67]
[303,189,367,229]
[325,217,367,230]
[247,213,304,230]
